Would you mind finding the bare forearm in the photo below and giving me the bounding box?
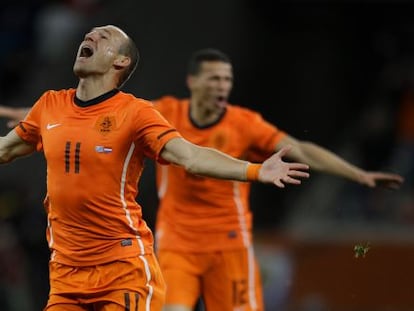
[184,145,249,181]
[163,138,310,187]
[0,131,35,163]
[0,106,29,120]
[294,141,363,182]
[162,138,248,180]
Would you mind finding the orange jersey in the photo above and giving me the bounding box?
[154,96,286,252]
[15,89,181,266]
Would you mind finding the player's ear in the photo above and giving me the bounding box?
[114,55,131,69]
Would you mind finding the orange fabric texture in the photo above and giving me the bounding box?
[14,89,181,266]
[46,255,165,310]
[153,96,286,252]
[157,249,264,311]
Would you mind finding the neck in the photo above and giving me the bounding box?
[189,99,224,127]
[76,77,118,101]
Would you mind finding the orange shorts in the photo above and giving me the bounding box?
[45,254,165,311]
[157,248,264,311]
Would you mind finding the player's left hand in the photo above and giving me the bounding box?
[360,171,404,190]
[259,145,310,188]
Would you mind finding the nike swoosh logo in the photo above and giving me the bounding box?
[46,123,61,130]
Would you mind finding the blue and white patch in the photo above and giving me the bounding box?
[95,146,113,153]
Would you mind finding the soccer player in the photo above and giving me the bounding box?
[151,49,404,311]
[0,26,311,311]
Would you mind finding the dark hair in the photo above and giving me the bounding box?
[187,48,231,75]
[118,37,140,88]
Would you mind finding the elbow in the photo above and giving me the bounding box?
[167,139,210,176]
[180,147,206,176]
[183,158,199,175]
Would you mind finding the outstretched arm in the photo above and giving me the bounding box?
[0,130,35,163]
[277,135,403,189]
[0,106,30,128]
[160,137,310,187]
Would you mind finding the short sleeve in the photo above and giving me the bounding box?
[14,93,46,151]
[133,105,182,163]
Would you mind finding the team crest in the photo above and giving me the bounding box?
[95,115,116,135]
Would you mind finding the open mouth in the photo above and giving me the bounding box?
[79,46,93,58]
[215,96,227,108]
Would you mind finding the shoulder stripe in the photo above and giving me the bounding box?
[157,129,177,140]
[18,123,27,132]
